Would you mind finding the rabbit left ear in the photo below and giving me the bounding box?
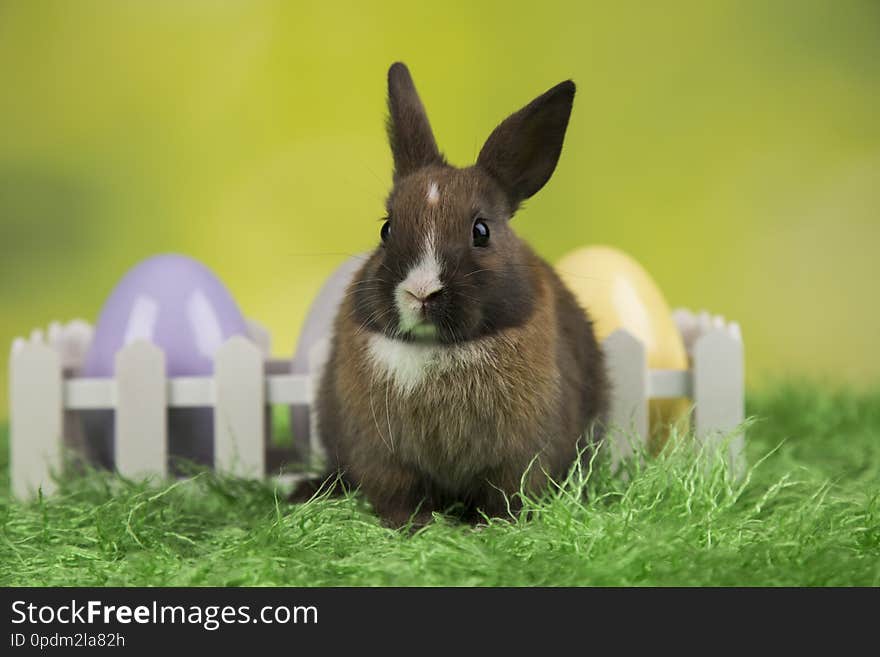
[477,80,575,211]
[387,62,444,180]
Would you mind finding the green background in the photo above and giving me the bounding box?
[2,0,879,418]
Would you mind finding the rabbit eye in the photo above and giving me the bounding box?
[380,220,391,242]
[472,219,490,247]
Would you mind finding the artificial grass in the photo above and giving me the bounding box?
[1,382,878,586]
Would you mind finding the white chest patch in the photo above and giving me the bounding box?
[366,334,491,396]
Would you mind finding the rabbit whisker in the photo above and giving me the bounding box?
[461,267,495,279]
[368,363,393,453]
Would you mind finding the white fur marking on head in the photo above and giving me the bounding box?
[426,181,440,205]
[395,230,443,332]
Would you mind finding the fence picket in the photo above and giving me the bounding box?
[10,343,63,499]
[214,337,264,477]
[693,328,745,477]
[602,329,648,468]
[116,341,167,479]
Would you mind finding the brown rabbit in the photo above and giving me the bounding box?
[301,62,608,527]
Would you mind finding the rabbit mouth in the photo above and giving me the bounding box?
[394,275,445,341]
[392,281,479,345]
[394,297,439,341]
[406,322,439,341]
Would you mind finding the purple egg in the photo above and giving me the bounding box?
[82,254,248,471]
[83,254,248,377]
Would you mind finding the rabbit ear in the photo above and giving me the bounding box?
[387,62,443,179]
[477,80,575,210]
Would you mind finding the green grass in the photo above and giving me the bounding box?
[1,382,878,586]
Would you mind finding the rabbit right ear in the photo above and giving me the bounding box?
[386,62,443,180]
[477,80,575,211]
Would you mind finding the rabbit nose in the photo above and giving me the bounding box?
[404,285,443,305]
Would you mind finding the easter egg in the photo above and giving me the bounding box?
[291,254,367,376]
[82,254,249,470]
[289,255,366,448]
[555,246,690,450]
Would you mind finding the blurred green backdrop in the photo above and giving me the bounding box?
[2,0,879,418]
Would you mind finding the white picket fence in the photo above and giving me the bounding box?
[8,311,744,499]
[603,316,745,477]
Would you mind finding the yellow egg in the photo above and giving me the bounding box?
[556,246,690,452]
